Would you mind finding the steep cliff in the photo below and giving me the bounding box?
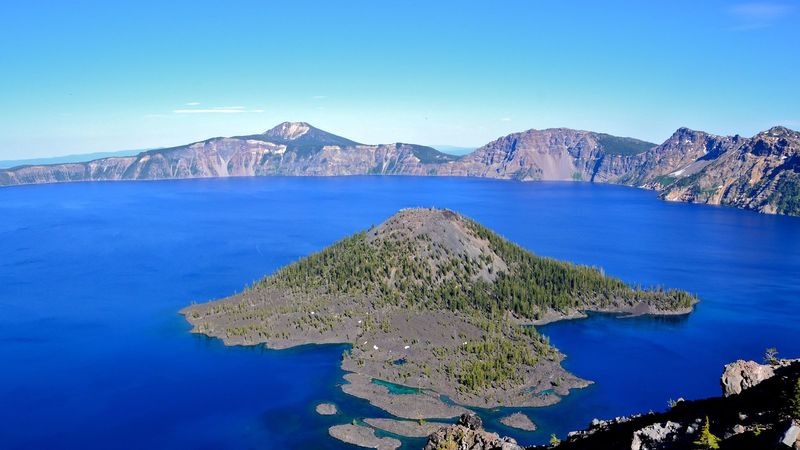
[2,122,798,216]
[0,122,457,185]
[431,125,799,216]
[652,127,800,215]
[433,128,657,182]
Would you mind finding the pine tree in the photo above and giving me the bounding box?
[694,417,720,450]
[764,347,779,364]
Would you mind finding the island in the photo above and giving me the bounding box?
[181,208,696,417]
[501,412,537,431]
[315,403,338,415]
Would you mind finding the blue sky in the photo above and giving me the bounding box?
[1,0,798,159]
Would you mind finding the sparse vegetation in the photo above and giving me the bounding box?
[770,170,800,216]
[789,377,800,420]
[693,417,720,450]
[764,347,779,364]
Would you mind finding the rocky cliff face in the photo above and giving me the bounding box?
[432,125,799,216]
[2,122,798,216]
[432,128,656,182]
[0,122,457,185]
[653,127,800,215]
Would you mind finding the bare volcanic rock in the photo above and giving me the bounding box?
[629,421,682,450]
[362,418,448,438]
[315,403,338,415]
[500,412,537,431]
[328,424,400,450]
[424,413,524,450]
[340,373,468,420]
[720,360,776,396]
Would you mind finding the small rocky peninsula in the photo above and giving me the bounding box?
[181,208,696,444]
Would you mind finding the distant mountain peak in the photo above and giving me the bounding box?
[672,127,702,137]
[237,122,362,148]
[761,125,798,138]
[263,122,314,140]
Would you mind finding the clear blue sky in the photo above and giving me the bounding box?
[1,0,798,159]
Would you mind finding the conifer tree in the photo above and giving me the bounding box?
[693,417,720,450]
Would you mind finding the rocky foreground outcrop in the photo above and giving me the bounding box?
[2,122,798,216]
[424,413,524,450]
[540,358,800,450]
[424,358,800,450]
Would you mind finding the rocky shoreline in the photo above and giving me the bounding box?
[328,423,401,450]
[362,418,449,438]
[340,372,468,420]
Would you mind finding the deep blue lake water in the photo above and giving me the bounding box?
[1,176,798,449]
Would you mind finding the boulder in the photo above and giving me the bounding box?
[458,413,483,431]
[630,421,682,450]
[720,360,775,396]
[779,420,800,448]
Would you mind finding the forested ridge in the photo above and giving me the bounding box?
[261,209,695,320]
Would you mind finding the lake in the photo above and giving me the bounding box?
[1,176,798,449]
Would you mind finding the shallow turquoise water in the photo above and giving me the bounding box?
[1,176,798,449]
[371,379,423,395]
